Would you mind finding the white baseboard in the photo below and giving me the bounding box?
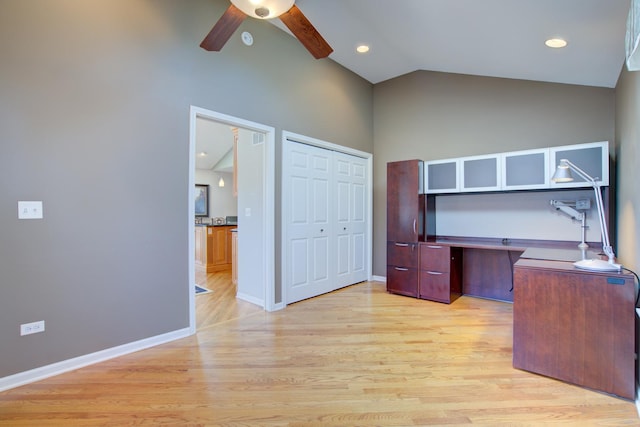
[0,327,192,392]
[372,275,386,283]
[269,302,286,312]
[236,292,264,308]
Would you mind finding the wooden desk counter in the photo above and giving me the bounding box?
[422,237,605,302]
[513,258,636,400]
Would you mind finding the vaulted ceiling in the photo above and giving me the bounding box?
[274,0,630,88]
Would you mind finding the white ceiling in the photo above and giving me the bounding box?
[274,0,631,88]
[199,0,631,169]
[195,118,234,171]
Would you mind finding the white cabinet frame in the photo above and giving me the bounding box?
[549,141,609,189]
[459,154,502,192]
[501,148,550,191]
[424,159,459,194]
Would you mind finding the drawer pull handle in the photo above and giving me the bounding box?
[395,243,409,247]
[427,245,442,249]
[395,267,409,271]
[427,271,443,275]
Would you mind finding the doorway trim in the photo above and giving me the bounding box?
[280,130,373,305]
[188,106,276,332]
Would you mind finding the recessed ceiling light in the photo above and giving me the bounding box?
[356,44,370,53]
[198,151,208,157]
[545,38,567,48]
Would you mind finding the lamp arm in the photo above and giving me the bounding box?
[562,159,615,262]
[561,159,597,184]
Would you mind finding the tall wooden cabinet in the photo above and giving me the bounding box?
[386,160,432,297]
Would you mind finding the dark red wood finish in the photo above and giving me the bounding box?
[513,259,636,400]
[387,242,419,268]
[387,160,425,297]
[462,248,523,302]
[418,244,462,303]
[386,265,418,297]
[387,160,422,243]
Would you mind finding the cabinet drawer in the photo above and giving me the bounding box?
[387,242,418,268]
[419,244,451,272]
[387,265,418,297]
[419,270,457,303]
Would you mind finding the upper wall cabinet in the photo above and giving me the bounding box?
[423,141,609,195]
[425,159,459,194]
[501,148,549,191]
[549,141,609,188]
[460,154,501,192]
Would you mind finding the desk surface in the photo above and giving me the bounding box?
[427,236,601,253]
[519,247,603,263]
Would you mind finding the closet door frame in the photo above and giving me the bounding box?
[281,131,373,305]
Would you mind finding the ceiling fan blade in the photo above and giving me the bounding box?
[278,4,333,59]
[200,4,247,51]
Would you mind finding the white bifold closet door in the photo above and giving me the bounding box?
[284,140,369,304]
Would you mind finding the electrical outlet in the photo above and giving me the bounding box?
[20,320,45,336]
[576,198,591,210]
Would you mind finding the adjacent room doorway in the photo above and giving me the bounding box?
[188,106,276,332]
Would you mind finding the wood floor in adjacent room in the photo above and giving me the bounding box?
[1,271,638,426]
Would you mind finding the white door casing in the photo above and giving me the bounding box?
[189,106,277,330]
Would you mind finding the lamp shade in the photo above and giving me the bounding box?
[550,161,573,182]
[230,0,294,19]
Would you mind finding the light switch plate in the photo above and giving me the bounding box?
[18,201,43,219]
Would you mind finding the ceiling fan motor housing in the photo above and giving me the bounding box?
[231,0,294,19]
[255,7,270,18]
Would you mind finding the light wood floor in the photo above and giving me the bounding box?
[1,273,638,426]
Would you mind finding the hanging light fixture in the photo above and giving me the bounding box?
[218,176,225,187]
[230,0,294,19]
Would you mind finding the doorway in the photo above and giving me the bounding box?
[188,106,276,333]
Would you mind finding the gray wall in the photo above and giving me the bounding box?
[372,71,616,276]
[0,0,373,378]
[615,67,640,273]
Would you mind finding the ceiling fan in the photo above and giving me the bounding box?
[200,0,333,59]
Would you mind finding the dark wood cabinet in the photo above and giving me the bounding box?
[513,259,636,400]
[387,242,419,296]
[419,243,462,303]
[387,160,424,243]
[386,160,427,297]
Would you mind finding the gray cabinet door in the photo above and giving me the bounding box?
[502,148,549,190]
[549,141,609,188]
[460,154,501,192]
[425,159,459,193]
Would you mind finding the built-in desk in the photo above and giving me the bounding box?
[513,256,636,400]
[424,237,601,302]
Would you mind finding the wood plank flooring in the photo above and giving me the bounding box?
[1,274,638,426]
